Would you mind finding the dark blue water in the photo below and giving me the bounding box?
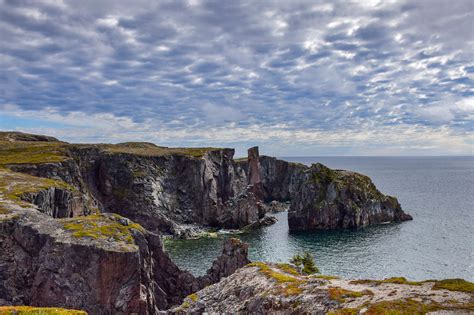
[165,156,474,281]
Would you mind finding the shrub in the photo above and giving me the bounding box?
[290,252,320,275]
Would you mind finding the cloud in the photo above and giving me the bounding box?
[0,0,473,155]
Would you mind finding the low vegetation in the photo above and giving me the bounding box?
[0,168,75,208]
[98,142,223,158]
[327,287,373,303]
[349,277,424,286]
[349,277,474,293]
[0,306,86,314]
[248,262,301,283]
[61,213,145,246]
[0,140,68,166]
[276,263,300,276]
[432,278,474,293]
[0,204,10,214]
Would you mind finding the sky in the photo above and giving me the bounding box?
[0,0,473,157]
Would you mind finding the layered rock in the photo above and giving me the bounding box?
[288,163,412,230]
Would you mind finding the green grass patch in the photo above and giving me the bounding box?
[0,168,75,208]
[328,287,373,303]
[98,143,223,158]
[432,279,474,293]
[309,275,340,280]
[61,214,145,245]
[0,141,68,166]
[248,262,301,283]
[349,277,424,286]
[276,263,300,276]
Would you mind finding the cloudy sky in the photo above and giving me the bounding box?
[0,0,473,156]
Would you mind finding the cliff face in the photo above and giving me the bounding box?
[1,131,411,236]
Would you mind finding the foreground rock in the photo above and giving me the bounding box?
[0,131,412,236]
[0,200,250,313]
[171,262,474,314]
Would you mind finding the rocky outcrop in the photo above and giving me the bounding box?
[288,163,412,230]
[171,262,474,314]
[0,205,251,314]
[202,238,251,284]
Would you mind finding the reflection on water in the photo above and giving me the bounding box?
[165,156,474,281]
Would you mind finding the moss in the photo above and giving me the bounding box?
[248,262,301,283]
[280,283,303,296]
[349,277,424,286]
[0,168,75,209]
[328,287,373,303]
[276,263,300,276]
[187,293,199,302]
[61,214,145,246]
[327,308,359,315]
[432,279,474,293]
[309,275,340,280]
[364,298,443,314]
[0,306,86,314]
[330,299,474,315]
[0,204,10,214]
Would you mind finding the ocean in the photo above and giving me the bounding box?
[165,156,474,281]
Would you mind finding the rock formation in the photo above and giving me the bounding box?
[171,262,474,314]
[0,132,412,236]
[0,203,250,313]
[288,163,413,230]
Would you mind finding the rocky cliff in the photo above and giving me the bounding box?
[0,132,412,236]
[171,262,474,314]
[288,163,412,230]
[0,202,250,313]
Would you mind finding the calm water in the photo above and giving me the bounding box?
[165,156,474,281]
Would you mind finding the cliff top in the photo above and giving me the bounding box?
[173,261,474,314]
[0,131,226,166]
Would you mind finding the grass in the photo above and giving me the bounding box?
[0,141,68,166]
[0,168,75,208]
[275,283,303,297]
[96,142,223,158]
[61,213,145,246]
[432,279,474,293]
[0,306,86,314]
[248,262,301,283]
[309,275,340,280]
[276,263,300,276]
[328,287,373,303]
[349,277,474,293]
[349,277,424,286]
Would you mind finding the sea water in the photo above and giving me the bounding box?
[165,156,474,281]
